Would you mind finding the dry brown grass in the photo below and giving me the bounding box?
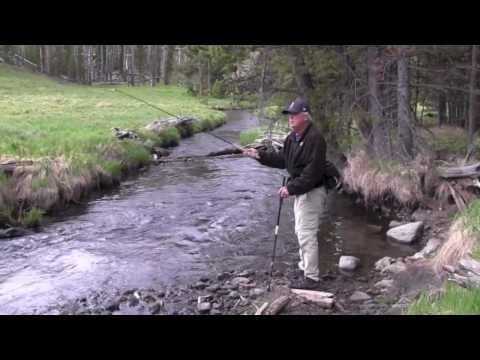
[432,218,477,273]
[0,156,116,227]
[343,150,423,207]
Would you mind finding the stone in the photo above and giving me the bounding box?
[339,256,360,271]
[382,261,407,275]
[199,276,210,283]
[375,279,394,289]
[387,222,424,244]
[410,237,442,260]
[237,269,255,277]
[228,291,240,299]
[411,209,428,222]
[206,284,220,293]
[198,295,213,303]
[149,302,162,314]
[349,291,371,302]
[212,302,222,309]
[210,309,222,315]
[127,297,139,307]
[197,302,211,314]
[231,277,250,286]
[217,272,231,281]
[249,288,266,299]
[375,257,395,272]
[192,282,207,290]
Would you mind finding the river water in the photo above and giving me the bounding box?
[0,111,418,314]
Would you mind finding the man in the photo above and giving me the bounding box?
[243,97,327,290]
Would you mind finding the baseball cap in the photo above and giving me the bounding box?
[282,97,310,115]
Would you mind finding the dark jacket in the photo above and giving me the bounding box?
[257,122,326,196]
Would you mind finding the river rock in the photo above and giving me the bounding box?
[149,302,162,314]
[249,288,265,299]
[375,256,395,272]
[339,256,360,271]
[237,269,255,277]
[217,272,231,281]
[410,237,442,260]
[375,279,394,290]
[228,291,240,299]
[193,281,209,290]
[197,302,211,314]
[206,284,220,293]
[382,261,407,275]
[349,291,371,302]
[231,277,250,286]
[387,222,424,244]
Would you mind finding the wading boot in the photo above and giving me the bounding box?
[289,277,320,290]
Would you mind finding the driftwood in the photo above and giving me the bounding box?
[438,162,480,179]
[290,289,335,309]
[263,296,291,315]
[254,302,269,315]
[447,183,467,211]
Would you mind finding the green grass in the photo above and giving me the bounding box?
[239,128,263,146]
[21,207,45,227]
[407,282,480,315]
[0,64,228,168]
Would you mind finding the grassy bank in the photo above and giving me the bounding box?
[0,64,230,227]
[407,200,480,315]
[407,282,480,315]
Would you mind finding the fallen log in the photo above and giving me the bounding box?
[438,162,480,179]
[254,302,269,315]
[290,289,335,309]
[263,295,290,315]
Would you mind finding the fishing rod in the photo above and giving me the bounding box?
[112,88,244,151]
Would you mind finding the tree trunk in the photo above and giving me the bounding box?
[468,47,477,154]
[438,91,446,127]
[397,46,414,159]
[368,46,388,158]
[163,45,174,85]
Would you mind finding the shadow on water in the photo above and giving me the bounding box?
[0,110,418,314]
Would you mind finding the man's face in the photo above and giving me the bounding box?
[288,112,307,131]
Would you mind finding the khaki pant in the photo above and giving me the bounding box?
[293,186,327,281]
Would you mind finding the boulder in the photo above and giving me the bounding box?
[387,222,424,244]
[389,220,406,229]
[339,256,360,271]
[349,291,371,302]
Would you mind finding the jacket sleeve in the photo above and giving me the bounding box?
[257,147,286,169]
[286,136,326,195]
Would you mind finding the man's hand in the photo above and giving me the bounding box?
[278,186,290,199]
[242,148,260,159]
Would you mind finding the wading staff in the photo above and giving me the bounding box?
[267,175,287,292]
[112,88,244,151]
